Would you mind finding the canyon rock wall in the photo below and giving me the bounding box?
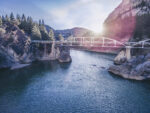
[107,0,150,80]
[104,0,150,42]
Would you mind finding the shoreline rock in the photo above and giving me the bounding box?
[108,52,150,80]
[0,44,72,70]
[58,46,72,63]
[108,65,148,80]
[11,63,31,70]
[114,50,127,65]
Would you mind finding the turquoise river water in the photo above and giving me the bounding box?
[0,50,150,113]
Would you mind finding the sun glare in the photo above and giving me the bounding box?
[92,24,104,34]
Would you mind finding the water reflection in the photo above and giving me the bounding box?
[0,61,71,96]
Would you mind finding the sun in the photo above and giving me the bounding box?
[92,24,104,34]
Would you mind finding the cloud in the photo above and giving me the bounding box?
[46,0,102,31]
[37,0,122,32]
[0,0,121,32]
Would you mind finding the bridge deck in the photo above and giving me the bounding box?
[31,37,150,49]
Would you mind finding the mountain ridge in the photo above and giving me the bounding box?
[55,27,94,38]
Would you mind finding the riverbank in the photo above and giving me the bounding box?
[0,43,72,70]
[11,63,31,70]
[108,49,150,80]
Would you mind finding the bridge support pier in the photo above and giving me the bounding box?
[90,37,93,46]
[102,38,105,47]
[125,46,131,60]
[44,44,47,56]
[50,42,56,59]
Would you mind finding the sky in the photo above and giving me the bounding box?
[0,0,122,33]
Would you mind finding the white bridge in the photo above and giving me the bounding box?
[31,37,150,48]
[32,37,124,48]
[31,37,150,60]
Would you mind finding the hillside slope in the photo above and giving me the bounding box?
[104,0,150,42]
[55,27,94,38]
[107,0,150,80]
[0,14,71,69]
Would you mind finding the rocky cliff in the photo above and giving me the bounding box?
[104,0,150,42]
[109,52,150,80]
[106,0,150,80]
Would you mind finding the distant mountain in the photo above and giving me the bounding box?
[55,27,95,38]
[103,0,150,42]
[44,26,95,39]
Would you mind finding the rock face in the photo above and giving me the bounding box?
[0,46,17,69]
[29,42,71,63]
[109,45,150,80]
[114,50,127,65]
[0,23,30,56]
[104,0,150,42]
[0,23,30,69]
[109,53,150,80]
[106,0,150,80]
[58,46,72,63]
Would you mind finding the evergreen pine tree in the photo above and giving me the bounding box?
[26,16,34,34]
[42,19,45,26]
[0,16,2,26]
[40,25,49,40]
[10,12,15,21]
[39,19,42,26]
[16,14,21,22]
[5,14,10,22]
[49,29,55,41]
[22,14,26,22]
[19,14,27,31]
[31,24,41,40]
[39,20,49,40]
[58,34,64,41]
[2,16,5,23]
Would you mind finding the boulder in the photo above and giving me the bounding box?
[127,55,145,67]
[0,46,17,69]
[58,46,72,63]
[108,64,146,80]
[108,65,130,77]
[114,50,127,65]
[109,56,150,80]
[145,53,150,60]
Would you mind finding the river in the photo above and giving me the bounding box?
[0,50,150,113]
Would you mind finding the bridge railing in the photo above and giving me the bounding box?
[31,37,126,48]
[31,37,150,48]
